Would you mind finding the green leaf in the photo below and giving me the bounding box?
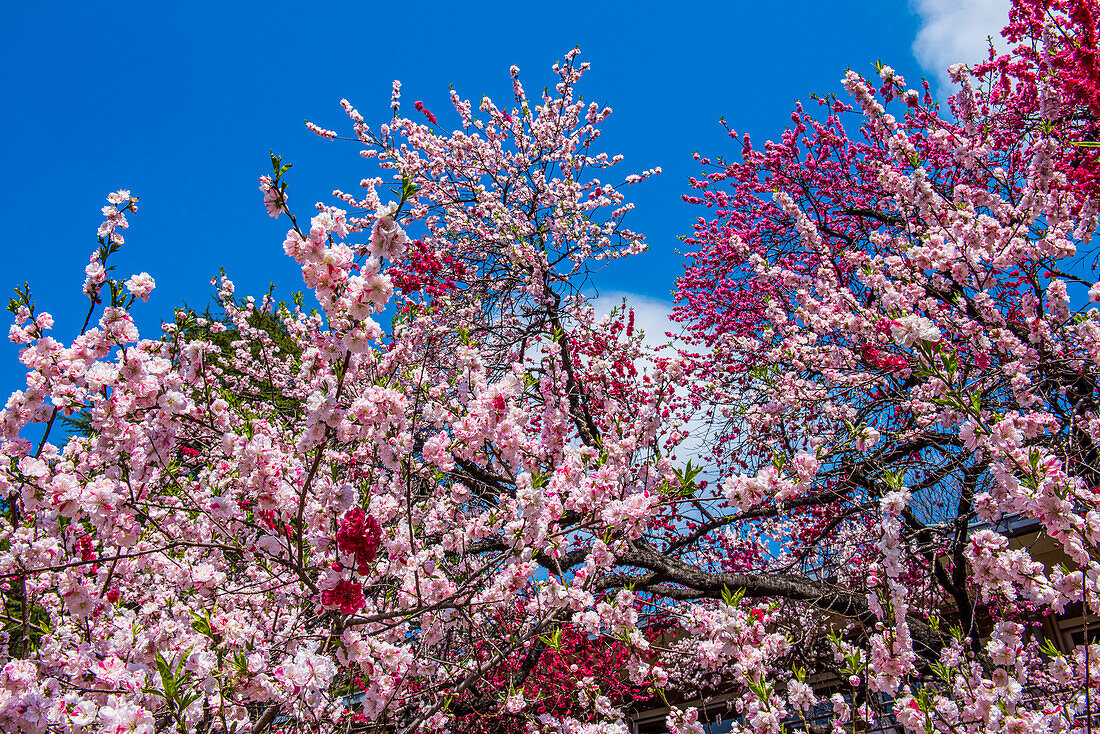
[721,586,746,607]
[190,609,214,639]
[673,460,703,497]
[930,662,954,683]
[1039,637,1062,658]
[539,627,562,650]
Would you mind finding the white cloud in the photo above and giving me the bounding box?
[590,291,724,477]
[910,0,1009,90]
[591,291,678,351]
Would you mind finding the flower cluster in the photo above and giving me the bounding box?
[335,508,382,573]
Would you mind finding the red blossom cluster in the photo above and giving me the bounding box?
[320,578,365,615]
[413,100,438,125]
[335,508,382,573]
[996,0,1100,195]
[449,615,653,734]
[388,239,465,301]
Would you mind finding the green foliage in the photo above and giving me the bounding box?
[149,648,202,734]
[0,588,51,656]
[173,289,304,420]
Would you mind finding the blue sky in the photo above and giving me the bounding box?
[0,0,1008,393]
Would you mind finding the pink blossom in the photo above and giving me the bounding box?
[259,175,285,218]
[124,272,155,301]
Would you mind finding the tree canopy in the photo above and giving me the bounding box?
[2,3,1100,734]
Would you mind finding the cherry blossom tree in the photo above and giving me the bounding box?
[671,0,1100,731]
[0,51,701,734]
